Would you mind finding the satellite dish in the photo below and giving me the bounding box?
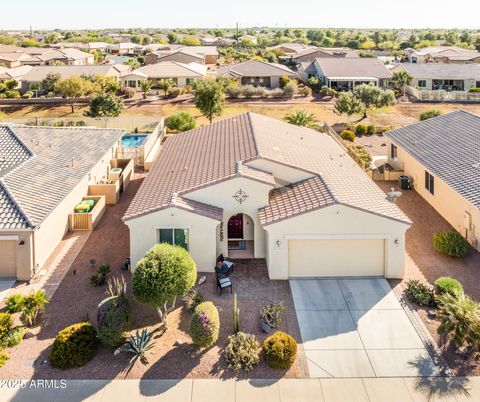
[387,187,402,203]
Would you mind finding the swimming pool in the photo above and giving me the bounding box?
[121,134,148,147]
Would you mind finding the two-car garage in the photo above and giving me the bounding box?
[0,239,17,278]
[288,238,386,278]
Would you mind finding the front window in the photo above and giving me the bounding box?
[425,171,435,195]
[158,228,189,250]
[391,144,398,160]
[418,80,427,88]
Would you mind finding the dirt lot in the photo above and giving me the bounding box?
[0,173,307,380]
[377,181,480,376]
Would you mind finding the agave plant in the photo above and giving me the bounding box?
[437,293,480,351]
[115,329,156,365]
[283,109,319,129]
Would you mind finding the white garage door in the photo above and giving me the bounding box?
[288,239,385,277]
[0,240,16,278]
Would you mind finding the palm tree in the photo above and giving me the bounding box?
[283,109,319,129]
[157,79,174,96]
[391,70,413,97]
[139,80,153,99]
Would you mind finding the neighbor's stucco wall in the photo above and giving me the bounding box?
[387,141,480,250]
[264,204,409,280]
[125,207,219,272]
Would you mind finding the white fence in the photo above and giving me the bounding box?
[407,86,480,102]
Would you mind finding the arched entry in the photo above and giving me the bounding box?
[227,213,254,258]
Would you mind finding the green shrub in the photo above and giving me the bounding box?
[241,85,256,98]
[468,87,480,92]
[190,301,220,348]
[167,87,182,98]
[299,86,312,97]
[97,295,130,347]
[282,81,298,98]
[355,124,367,135]
[0,350,9,367]
[262,331,297,369]
[420,109,442,121]
[319,86,337,97]
[5,90,20,99]
[49,322,97,369]
[405,280,436,307]
[432,230,470,258]
[279,75,290,89]
[435,277,464,297]
[366,124,376,135]
[5,294,26,314]
[340,129,355,142]
[22,91,34,99]
[165,111,196,132]
[0,327,25,348]
[0,313,14,340]
[225,332,259,372]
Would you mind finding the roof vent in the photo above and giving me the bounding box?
[473,162,480,169]
[170,193,178,207]
[236,161,243,176]
[70,157,75,167]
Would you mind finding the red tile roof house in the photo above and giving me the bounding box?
[123,113,411,279]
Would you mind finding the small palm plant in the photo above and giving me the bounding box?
[21,291,49,327]
[283,109,319,129]
[139,80,152,99]
[437,293,480,351]
[157,79,174,95]
[115,328,156,365]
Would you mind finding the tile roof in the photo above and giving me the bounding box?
[127,61,207,79]
[315,57,392,79]
[294,47,358,59]
[385,110,480,208]
[0,125,124,230]
[125,113,410,225]
[217,60,296,78]
[22,64,126,82]
[397,63,480,80]
[259,176,336,225]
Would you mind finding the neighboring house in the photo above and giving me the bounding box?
[290,47,358,65]
[392,63,480,91]
[0,52,32,68]
[0,124,124,280]
[20,64,128,92]
[201,37,236,47]
[385,110,480,251]
[268,43,312,55]
[405,46,480,64]
[0,47,93,67]
[300,57,392,90]
[146,46,218,65]
[106,42,137,55]
[0,65,33,89]
[121,61,207,89]
[78,42,109,52]
[217,60,296,88]
[123,113,410,279]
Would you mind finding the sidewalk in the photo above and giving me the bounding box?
[2,377,479,402]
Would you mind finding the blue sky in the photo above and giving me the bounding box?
[3,0,478,30]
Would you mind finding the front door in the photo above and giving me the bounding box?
[228,214,243,239]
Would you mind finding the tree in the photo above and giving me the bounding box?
[181,37,201,46]
[334,92,363,120]
[165,111,196,132]
[353,84,396,118]
[84,94,124,127]
[167,32,179,44]
[420,109,442,121]
[55,77,90,113]
[391,70,413,96]
[194,80,225,123]
[44,32,60,45]
[132,243,197,328]
[157,79,174,95]
[123,58,140,70]
[139,80,152,99]
[283,109,319,129]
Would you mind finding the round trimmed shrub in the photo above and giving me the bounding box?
[190,301,220,348]
[366,124,376,135]
[49,322,97,369]
[262,331,297,369]
[435,277,464,297]
[432,230,470,258]
[355,124,367,135]
[340,129,355,142]
[97,295,130,347]
[165,111,196,132]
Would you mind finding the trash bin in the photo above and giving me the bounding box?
[398,175,412,190]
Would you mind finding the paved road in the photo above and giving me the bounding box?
[1,377,479,402]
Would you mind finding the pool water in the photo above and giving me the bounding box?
[121,135,148,147]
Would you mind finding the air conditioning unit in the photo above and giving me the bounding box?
[108,168,122,182]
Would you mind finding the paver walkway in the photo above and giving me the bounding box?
[2,377,479,401]
[290,278,441,378]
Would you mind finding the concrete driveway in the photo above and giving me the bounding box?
[0,278,15,303]
[290,278,441,378]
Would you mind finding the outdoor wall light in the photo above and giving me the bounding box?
[276,240,281,247]
[18,240,25,248]
[394,239,400,246]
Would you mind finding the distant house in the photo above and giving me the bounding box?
[290,47,358,65]
[0,47,94,67]
[0,65,33,88]
[217,60,296,88]
[201,37,236,47]
[405,46,480,64]
[146,46,218,65]
[121,61,207,89]
[0,124,124,280]
[385,110,480,252]
[78,42,109,52]
[20,64,128,92]
[299,57,392,90]
[106,42,137,55]
[0,52,31,68]
[392,63,480,91]
[268,43,311,55]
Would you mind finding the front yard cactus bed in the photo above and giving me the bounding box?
[225,332,260,372]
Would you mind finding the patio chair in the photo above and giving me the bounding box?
[216,272,232,296]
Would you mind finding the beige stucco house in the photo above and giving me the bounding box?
[405,46,480,64]
[124,113,411,279]
[385,110,480,251]
[0,125,124,280]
